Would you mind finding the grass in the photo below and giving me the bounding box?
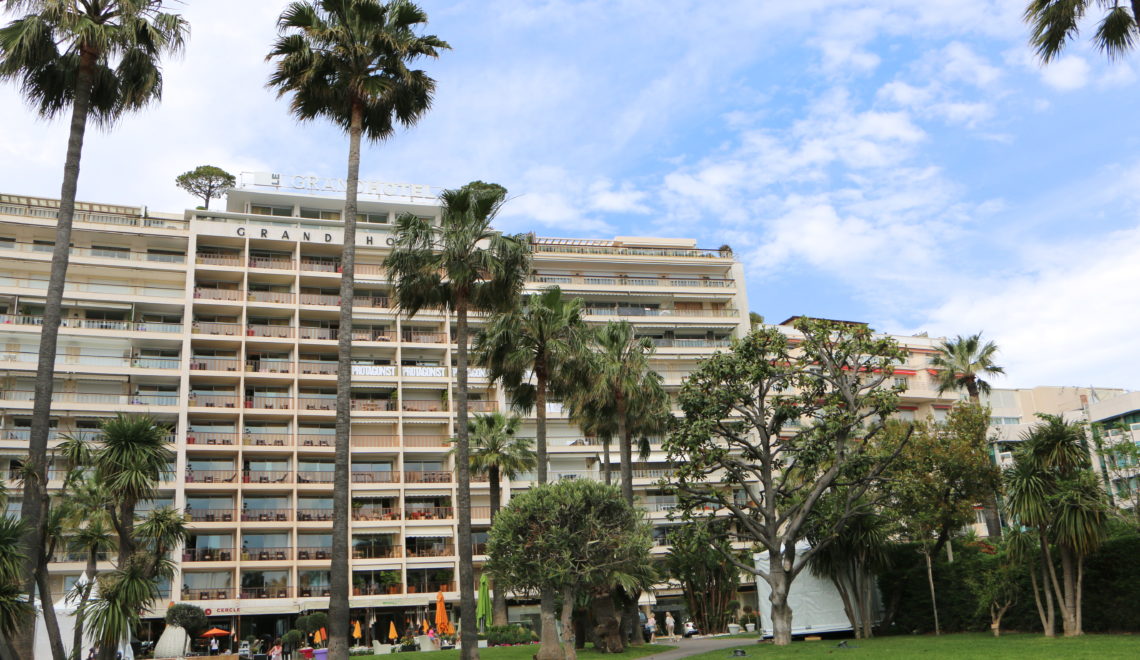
[681,633,1140,659]
[353,642,676,660]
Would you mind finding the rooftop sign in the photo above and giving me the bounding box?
[240,171,437,200]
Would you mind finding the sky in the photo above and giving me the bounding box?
[1,0,1138,391]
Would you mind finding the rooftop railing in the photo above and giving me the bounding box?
[529,239,731,259]
[0,196,187,230]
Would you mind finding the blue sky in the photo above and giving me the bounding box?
[2,1,1139,390]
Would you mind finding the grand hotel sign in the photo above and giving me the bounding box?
[245,171,436,199]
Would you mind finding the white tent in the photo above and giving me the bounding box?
[753,543,852,637]
[32,574,133,660]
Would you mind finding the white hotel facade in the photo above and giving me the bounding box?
[0,177,961,644]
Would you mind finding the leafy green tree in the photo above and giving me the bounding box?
[966,540,1022,637]
[386,181,530,658]
[165,603,207,654]
[267,4,447,654]
[748,312,764,328]
[930,333,1005,403]
[887,404,1001,635]
[474,286,587,484]
[0,3,187,651]
[1005,414,1108,637]
[805,498,891,639]
[1025,1,1140,63]
[662,521,740,635]
[455,413,536,625]
[174,165,236,209]
[486,480,654,660]
[666,319,909,646]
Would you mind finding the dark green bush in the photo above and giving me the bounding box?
[485,625,534,645]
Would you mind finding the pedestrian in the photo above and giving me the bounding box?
[269,638,283,660]
[646,612,657,643]
[86,648,96,660]
[665,612,677,642]
[210,636,219,655]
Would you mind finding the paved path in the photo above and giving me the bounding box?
[636,636,755,660]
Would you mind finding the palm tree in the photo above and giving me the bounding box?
[457,413,535,625]
[267,5,447,654]
[1004,414,1108,637]
[83,554,165,660]
[0,516,31,643]
[93,415,173,564]
[67,516,114,659]
[930,333,1005,403]
[1025,1,1140,63]
[474,286,588,484]
[386,182,531,659]
[0,5,186,646]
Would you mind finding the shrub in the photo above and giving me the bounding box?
[282,630,304,649]
[485,625,534,645]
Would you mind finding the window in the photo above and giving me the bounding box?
[360,212,388,224]
[0,237,14,248]
[250,204,293,217]
[33,240,54,252]
[147,249,184,262]
[299,207,341,220]
[91,245,130,259]
[892,377,908,389]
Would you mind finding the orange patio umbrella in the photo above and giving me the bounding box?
[422,619,429,634]
[353,620,363,640]
[435,590,451,635]
[312,627,323,646]
[388,621,398,641]
[201,628,230,638]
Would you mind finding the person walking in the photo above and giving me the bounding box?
[269,639,283,660]
[646,612,657,643]
[665,612,677,642]
[209,637,219,655]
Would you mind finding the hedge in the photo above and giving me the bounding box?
[876,532,1140,635]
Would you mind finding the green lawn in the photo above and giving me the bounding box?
[354,642,675,660]
[682,633,1139,659]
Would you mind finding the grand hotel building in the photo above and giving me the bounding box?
[0,178,960,646]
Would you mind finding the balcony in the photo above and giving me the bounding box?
[404,471,452,484]
[249,255,295,270]
[241,509,292,522]
[0,195,187,230]
[298,434,334,447]
[406,543,454,558]
[467,401,498,413]
[402,435,449,447]
[401,400,445,413]
[353,545,402,559]
[351,470,399,484]
[351,399,396,412]
[246,359,293,374]
[352,507,401,522]
[649,338,732,349]
[248,291,295,305]
[0,314,183,333]
[186,509,236,523]
[193,321,242,336]
[352,434,400,448]
[300,257,340,273]
[241,586,294,599]
[299,292,340,306]
[0,391,178,407]
[298,396,336,411]
[299,360,338,375]
[529,274,734,288]
[247,324,294,339]
[243,433,292,447]
[187,432,239,446]
[242,547,292,562]
[196,253,243,267]
[402,332,447,344]
[183,587,236,601]
[194,287,242,301]
[296,547,332,560]
[183,547,234,562]
[405,507,453,520]
[246,395,292,410]
[189,393,240,408]
[185,470,238,484]
[529,238,731,259]
[299,327,337,341]
[584,306,740,318]
[0,351,179,370]
[297,510,334,522]
[243,470,292,485]
[297,470,335,484]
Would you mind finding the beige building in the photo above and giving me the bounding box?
[0,179,963,647]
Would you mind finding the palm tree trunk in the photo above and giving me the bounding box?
[116,500,137,564]
[72,551,98,660]
[1059,545,1078,636]
[560,585,577,660]
[328,100,363,660]
[616,395,632,505]
[535,363,548,484]
[37,552,65,660]
[602,438,611,485]
[454,294,479,660]
[489,465,508,627]
[16,47,97,660]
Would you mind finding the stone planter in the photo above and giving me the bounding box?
[745,623,756,632]
[727,623,741,634]
[478,640,489,648]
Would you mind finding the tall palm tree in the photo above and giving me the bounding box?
[930,333,1005,403]
[94,415,173,564]
[1025,1,1140,63]
[457,413,535,625]
[386,182,531,659]
[0,516,30,644]
[67,516,114,659]
[1005,414,1108,637]
[474,286,588,484]
[0,5,186,647]
[267,4,447,655]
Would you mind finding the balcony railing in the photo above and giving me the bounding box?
[297,470,335,484]
[406,582,454,594]
[299,360,338,375]
[352,434,400,447]
[296,586,332,598]
[0,196,187,229]
[186,509,236,523]
[189,393,240,408]
[51,550,111,563]
[0,239,187,264]
[0,314,182,333]
[298,326,337,340]
[298,397,336,411]
[247,324,294,339]
[353,295,389,308]
[650,338,732,348]
[248,291,295,305]
[297,510,334,522]
[405,507,453,520]
[351,399,396,412]
[404,471,452,484]
[0,351,179,370]
[467,401,498,413]
[246,395,292,410]
[298,434,334,447]
[241,586,294,599]
[300,257,341,272]
[196,253,243,267]
[401,400,445,412]
[183,547,234,562]
[352,507,401,522]
[185,470,239,484]
[242,547,292,562]
[296,547,332,560]
[187,432,239,446]
[194,287,242,301]
[584,307,739,318]
[0,390,178,406]
[190,357,241,371]
[406,544,454,558]
[299,292,340,306]
[530,239,731,259]
[241,509,292,521]
[246,359,293,374]
[353,545,402,559]
[402,435,449,447]
[244,470,293,484]
[249,256,295,270]
[193,321,242,336]
[244,433,292,447]
[183,587,236,601]
[529,274,734,288]
[351,470,399,484]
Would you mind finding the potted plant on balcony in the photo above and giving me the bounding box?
[353,576,365,597]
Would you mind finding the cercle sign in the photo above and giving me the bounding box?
[244,171,437,199]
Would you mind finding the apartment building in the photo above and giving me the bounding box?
[0,180,961,648]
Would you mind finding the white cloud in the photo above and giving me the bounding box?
[941,42,1003,87]
[1040,55,1091,91]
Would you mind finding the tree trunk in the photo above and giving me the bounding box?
[37,552,66,660]
[1040,533,1061,638]
[590,592,623,653]
[560,586,577,660]
[489,465,508,627]
[455,295,479,660]
[616,395,633,505]
[602,438,611,486]
[116,499,137,565]
[72,551,98,660]
[16,45,98,660]
[1037,547,1056,637]
[328,99,364,660]
[922,548,941,635]
[1076,555,1084,635]
[535,362,548,484]
[768,574,793,646]
[536,590,563,660]
[1059,545,1079,637]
